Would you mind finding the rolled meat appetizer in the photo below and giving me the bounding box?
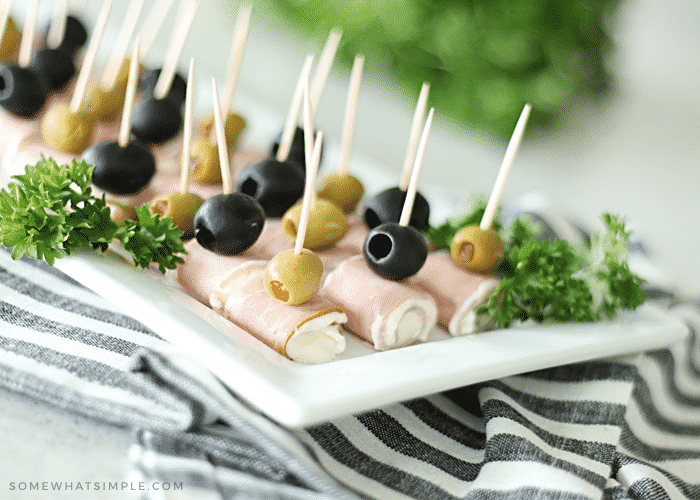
[412,250,499,336]
[321,255,437,351]
[210,261,347,364]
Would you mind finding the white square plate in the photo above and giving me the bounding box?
[55,247,688,428]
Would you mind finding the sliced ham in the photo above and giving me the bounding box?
[412,250,499,336]
[321,255,437,350]
[211,261,347,364]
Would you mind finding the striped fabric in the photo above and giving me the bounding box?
[1,212,699,499]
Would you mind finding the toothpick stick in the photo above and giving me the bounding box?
[480,103,532,231]
[153,0,199,100]
[118,37,140,148]
[302,72,316,207]
[212,78,232,195]
[180,58,194,194]
[138,0,174,59]
[310,28,341,117]
[169,0,189,41]
[337,54,363,175]
[276,53,314,163]
[69,0,113,113]
[400,108,434,227]
[47,0,67,50]
[295,131,323,255]
[17,0,39,68]
[219,3,251,120]
[399,82,429,191]
[101,0,144,90]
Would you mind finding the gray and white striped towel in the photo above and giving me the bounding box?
[1,207,699,500]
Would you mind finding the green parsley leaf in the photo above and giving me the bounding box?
[0,157,186,273]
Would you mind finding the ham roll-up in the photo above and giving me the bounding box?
[210,261,347,364]
[412,250,499,336]
[321,256,438,351]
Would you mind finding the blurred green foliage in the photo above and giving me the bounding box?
[261,0,620,139]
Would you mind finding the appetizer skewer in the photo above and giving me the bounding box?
[317,54,365,214]
[41,0,113,154]
[363,108,434,281]
[132,0,199,144]
[82,36,156,196]
[148,57,204,238]
[450,103,531,274]
[363,82,431,231]
[193,77,264,255]
[190,3,251,185]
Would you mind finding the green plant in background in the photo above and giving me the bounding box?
[261,0,620,139]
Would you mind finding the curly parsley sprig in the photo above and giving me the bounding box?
[0,157,185,273]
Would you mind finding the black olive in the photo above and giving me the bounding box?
[82,140,156,195]
[194,193,265,255]
[0,65,47,118]
[139,68,187,107]
[47,15,88,56]
[236,158,305,218]
[363,187,430,232]
[270,125,323,174]
[28,48,75,92]
[130,97,182,144]
[363,223,428,281]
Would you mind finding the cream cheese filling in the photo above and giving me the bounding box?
[286,312,347,364]
[449,278,500,336]
[371,298,437,350]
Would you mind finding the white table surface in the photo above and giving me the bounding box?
[1,0,698,497]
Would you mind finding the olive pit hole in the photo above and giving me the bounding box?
[367,233,393,260]
[239,177,258,197]
[195,226,215,248]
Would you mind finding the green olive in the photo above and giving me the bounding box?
[148,192,204,239]
[198,111,247,149]
[41,102,94,154]
[317,173,364,214]
[264,248,323,305]
[190,136,222,185]
[281,199,349,250]
[450,225,505,274]
[0,17,21,61]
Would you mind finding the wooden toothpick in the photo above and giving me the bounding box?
[295,131,323,255]
[46,0,67,50]
[337,54,363,176]
[153,0,199,100]
[138,0,174,60]
[212,77,232,195]
[400,82,429,191]
[302,71,316,208]
[118,37,141,148]
[399,108,434,227]
[219,3,251,121]
[69,0,113,113]
[310,28,341,117]
[17,0,39,68]
[276,53,314,163]
[480,103,532,231]
[101,0,144,90]
[180,58,195,194]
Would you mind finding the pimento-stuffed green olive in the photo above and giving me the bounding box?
[450,225,505,274]
[281,199,348,250]
[264,248,323,305]
[317,173,364,214]
[148,192,204,239]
